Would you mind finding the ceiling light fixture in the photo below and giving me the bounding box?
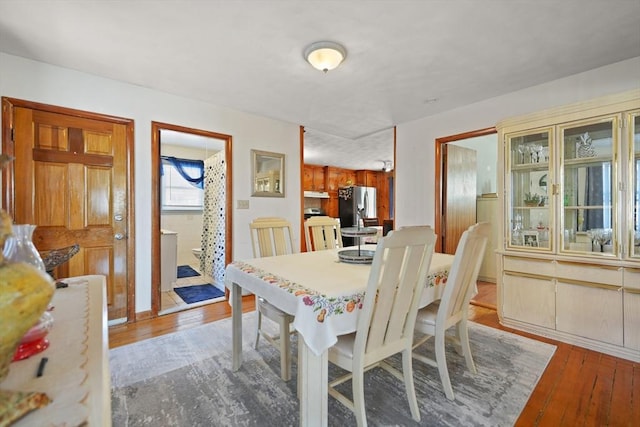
[304,41,346,73]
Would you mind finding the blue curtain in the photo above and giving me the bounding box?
[161,156,204,189]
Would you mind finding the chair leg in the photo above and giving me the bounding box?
[351,368,367,427]
[457,320,477,374]
[278,316,291,381]
[254,298,262,350]
[402,350,421,422]
[435,331,454,400]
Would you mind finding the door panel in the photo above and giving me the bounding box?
[8,103,132,321]
[443,144,477,254]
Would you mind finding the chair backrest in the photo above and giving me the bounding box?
[436,222,490,328]
[304,216,342,251]
[249,217,295,258]
[354,226,437,364]
[362,217,379,227]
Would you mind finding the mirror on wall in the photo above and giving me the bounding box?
[151,122,232,316]
[251,149,285,197]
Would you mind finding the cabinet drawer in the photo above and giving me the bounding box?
[624,290,640,351]
[503,256,554,277]
[503,272,555,329]
[624,268,640,290]
[556,261,622,286]
[556,280,623,346]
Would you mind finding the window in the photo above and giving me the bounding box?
[161,157,204,211]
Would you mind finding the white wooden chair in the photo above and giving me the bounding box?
[249,217,296,381]
[304,216,342,251]
[328,226,437,427]
[412,222,490,400]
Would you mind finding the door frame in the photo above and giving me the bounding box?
[1,96,136,321]
[434,127,495,253]
[150,121,233,317]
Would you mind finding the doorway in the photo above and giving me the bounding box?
[435,127,498,308]
[150,122,233,316]
[2,97,135,322]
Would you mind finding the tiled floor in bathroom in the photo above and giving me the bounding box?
[160,264,227,315]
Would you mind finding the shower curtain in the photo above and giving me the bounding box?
[200,151,226,283]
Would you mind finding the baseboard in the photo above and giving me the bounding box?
[501,317,640,363]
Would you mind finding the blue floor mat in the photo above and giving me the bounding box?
[174,284,224,304]
[177,265,200,278]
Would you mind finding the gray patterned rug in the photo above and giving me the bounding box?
[110,312,555,426]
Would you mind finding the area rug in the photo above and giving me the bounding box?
[177,265,201,279]
[111,313,556,427]
[174,284,225,304]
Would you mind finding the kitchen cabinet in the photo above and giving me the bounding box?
[325,166,356,191]
[322,192,339,218]
[355,170,378,187]
[303,165,325,191]
[497,89,640,362]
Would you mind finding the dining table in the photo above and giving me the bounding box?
[224,245,454,427]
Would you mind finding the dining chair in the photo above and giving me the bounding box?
[362,217,378,227]
[249,217,296,381]
[304,216,342,251]
[412,222,490,400]
[328,226,437,427]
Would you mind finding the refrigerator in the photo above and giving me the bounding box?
[338,186,377,246]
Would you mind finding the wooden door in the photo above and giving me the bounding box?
[3,99,133,321]
[442,144,476,254]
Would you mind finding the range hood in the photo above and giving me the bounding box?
[304,190,330,199]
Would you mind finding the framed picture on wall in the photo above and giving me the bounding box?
[251,149,285,197]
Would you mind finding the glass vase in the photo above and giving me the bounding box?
[0,221,54,381]
[3,224,46,271]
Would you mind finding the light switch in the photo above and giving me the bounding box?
[237,199,250,209]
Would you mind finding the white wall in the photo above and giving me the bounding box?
[450,134,498,195]
[396,56,640,228]
[0,52,301,315]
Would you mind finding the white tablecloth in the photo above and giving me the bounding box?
[224,248,453,356]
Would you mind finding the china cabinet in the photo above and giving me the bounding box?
[497,90,640,362]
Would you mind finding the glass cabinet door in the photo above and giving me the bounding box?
[631,111,640,259]
[506,128,553,250]
[559,116,618,256]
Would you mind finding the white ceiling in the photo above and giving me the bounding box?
[1,0,638,170]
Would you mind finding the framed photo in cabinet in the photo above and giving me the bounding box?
[523,230,539,247]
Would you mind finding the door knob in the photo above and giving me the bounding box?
[114,233,125,240]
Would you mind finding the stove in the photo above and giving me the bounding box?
[304,207,326,219]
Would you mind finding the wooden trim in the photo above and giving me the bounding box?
[134,310,153,321]
[2,96,134,124]
[1,98,15,214]
[625,267,640,274]
[2,96,136,323]
[558,278,622,291]
[503,270,552,281]
[434,127,496,252]
[393,126,396,223]
[300,126,306,252]
[556,260,622,271]
[150,121,233,317]
[624,287,640,295]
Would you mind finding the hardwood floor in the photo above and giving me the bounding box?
[470,280,496,309]
[109,290,639,426]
